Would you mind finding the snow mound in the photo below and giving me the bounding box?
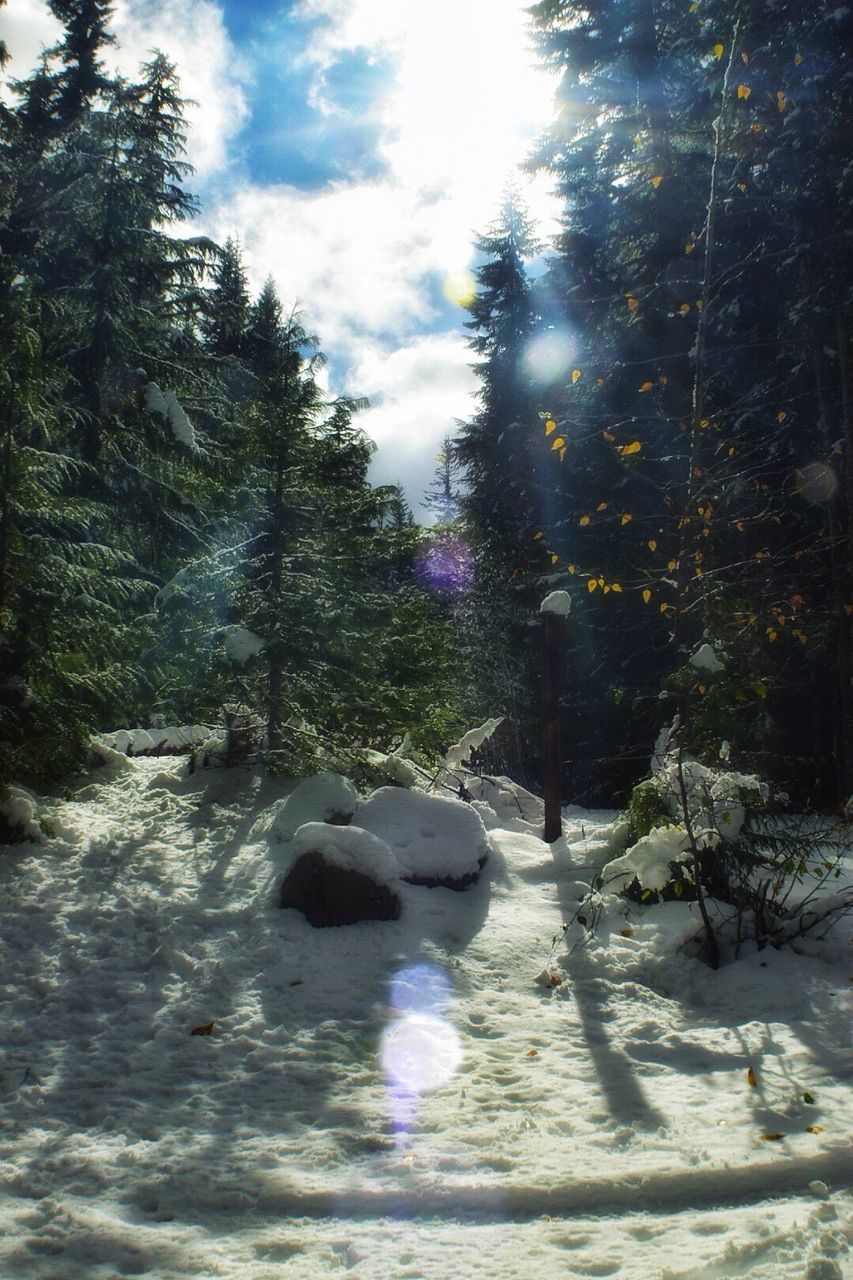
[0,785,42,842]
[273,772,359,840]
[291,821,400,889]
[356,786,489,882]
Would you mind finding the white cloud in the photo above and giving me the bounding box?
[347,333,479,514]
[108,0,249,175]
[0,0,248,175]
[0,0,61,94]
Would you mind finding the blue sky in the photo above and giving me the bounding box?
[2,0,560,517]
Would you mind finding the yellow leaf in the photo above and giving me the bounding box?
[598,577,605,588]
[747,1065,757,1088]
[638,380,654,393]
[660,602,671,614]
[739,182,748,191]
[642,588,652,604]
[621,513,633,525]
[759,1133,785,1142]
[533,530,543,540]
[580,515,590,526]
[602,429,615,441]
[587,578,598,593]
[767,627,777,641]
[777,409,788,422]
[668,559,677,571]
[551,553,559,565]
[603,584,611,594]
[697,682,706,694]
[679,302,691,314]
[551,435,566,450]
[545,419,557,435]
[659,375,668,385]
[713,42,724,59]
[696,299,704,311]
[526,1048,539,1057]
[626,294,640,311]
[648,539,657,551]
[596,377,605,387]
[794,52,803,66]
[742,51,749,64]
[728,446,736,456]
[620,440,642,456]
[685,242,695,254]
[737,84,751,100]
[650,175,663,189]
[560,446,567,461]
[567,563,576,574]
[751,122,764,133]
[777,90,786,112]
[611,582,623,593]
[689,1,699,10]
[597,501,608,511]
[571,368,581,383]
[806,1124,824,1134]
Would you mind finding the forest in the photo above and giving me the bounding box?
[1,0,851,824]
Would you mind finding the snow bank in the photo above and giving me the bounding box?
[356,786,489,882]
[95,725,211,757]
[291,821,400,889]
[273,772,359,840]
[464,774,544,828]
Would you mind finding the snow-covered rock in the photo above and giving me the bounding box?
[281,823,401,926]
[273,772,359,840]
[291,822,400,890]
[356,786,489,887]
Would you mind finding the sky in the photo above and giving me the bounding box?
[1,0,560,518]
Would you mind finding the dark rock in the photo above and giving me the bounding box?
[403,853,488,891]
[280,849,401,927]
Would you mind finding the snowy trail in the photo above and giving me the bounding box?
[0,757,850,1279]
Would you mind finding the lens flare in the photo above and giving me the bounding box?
[795,462,838,504]
[381,962,461,1142]
[414,533,474,594]
[442,270,477,308]
[523,328,577,385]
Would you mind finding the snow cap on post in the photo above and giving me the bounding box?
[540,590,571,616]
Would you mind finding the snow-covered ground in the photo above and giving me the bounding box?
[0,755,850,1280]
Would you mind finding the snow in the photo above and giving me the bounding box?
[445,717,504,769]
[356,785,490,881]
[540,589,572,615]
[290,821,400,889]
[144,382,196,449]
[223,625,265,665]
[0,756,849,1280]
[0,784,41,841]
[689,642,725,673]
[95,725,211,756]
[272,772,359,840]
[601,823,691,894]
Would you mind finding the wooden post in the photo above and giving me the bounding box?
[541,609,564,842]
